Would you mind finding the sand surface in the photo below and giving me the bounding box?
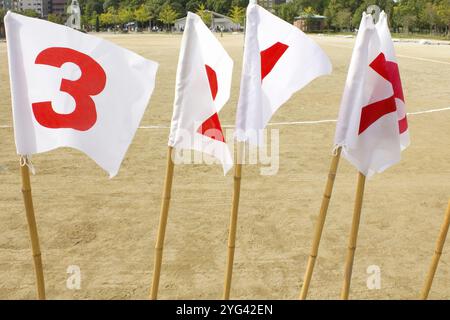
[0,33,449,299]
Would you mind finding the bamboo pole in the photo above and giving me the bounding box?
[223,142,244,300]
[150,146,175,300]
[20,157,46,300]
[340,171,366,300]
[420,200,450,300]
[299,147,342,299]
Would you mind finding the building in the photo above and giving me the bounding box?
[1,0,65,15]
[49,0,65,15]
[258,0,289,10]
[174,11,240,32]
[18,0,48,17]
[0,0,20,11]
[293,14,326,32]
[258,0,274,10]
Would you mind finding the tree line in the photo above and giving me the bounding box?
[1,0,449,36]
[275,0,450,36]
[66,0,248,31]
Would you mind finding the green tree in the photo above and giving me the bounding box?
[231,0,248,8]
[146,0,165,27]
[324,0,342,30]
[229,5,245,27]
[84,0,104,16]
[274,2,299,24]
[158,2,178,31]
[0,9,6,38]
[168,0,185,16]
[103,0,120,10]
[118,7,134,24]
[394,0,419,33]
[186,0,203,12]
[436,0,450,35]
[206,0,231,14]
[21,9,40,18]
[354,0,394,30]
[99,7,119,27]
[419,2,439,33]
[303,6,316,15]
[48,13,65,24]
[135,4,151,28]
[196,3,212,26]
[96,14,100,31]
[335,8,352,30]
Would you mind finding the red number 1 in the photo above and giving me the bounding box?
[32,47,106,131]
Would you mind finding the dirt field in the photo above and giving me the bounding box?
[0,33,449,300]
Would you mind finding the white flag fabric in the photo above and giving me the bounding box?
[334,12,409,177]
[235,3,332,145]
[5,12,158,177]
[376,12,410,150]
[168,12,233,174]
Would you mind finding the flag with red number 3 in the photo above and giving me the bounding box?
[168,12,233,174]
[235,3,332,146]
[5,12,158,177]
[334,11,410,177]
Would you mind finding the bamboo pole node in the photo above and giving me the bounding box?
[299,147,342,300]
[340,171,366,300]
[150,146,175,300]
[223,142,244,300]
[19,156,46,300]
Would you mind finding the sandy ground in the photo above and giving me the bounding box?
[0,33,449,300]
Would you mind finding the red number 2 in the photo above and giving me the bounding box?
[32,47,106,131]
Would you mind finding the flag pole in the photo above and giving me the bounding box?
[340,171,366,300]
[20,156,46,300]
[150,146,175,300]
[223,141,244,300]
[420,200,450,299]
[299,147,341,299]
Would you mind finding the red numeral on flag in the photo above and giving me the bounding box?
[197,65,225,143]
[32,47,107,131]
[260,42,289,81]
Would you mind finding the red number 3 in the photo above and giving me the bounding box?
[32,47,106,131]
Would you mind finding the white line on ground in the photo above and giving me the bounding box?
[323,43,450,65]
[1,107,449,130]
[396,54,450,66]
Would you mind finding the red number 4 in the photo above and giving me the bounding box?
[32,47,106,131]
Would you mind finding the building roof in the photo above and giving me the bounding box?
[175,10,233,23]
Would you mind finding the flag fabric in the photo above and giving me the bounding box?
[168,12,233,174]
[5,12,158,177]
[376,12,410,150]
[334,11,409,177]
[235,3,332,146]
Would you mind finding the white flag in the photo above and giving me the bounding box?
[334,12,409,177]
[235,3,332,145]
[168,12,233,174]
[5,12,158,177]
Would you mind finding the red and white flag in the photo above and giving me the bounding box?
[235,2,332,145]
[5,12,158,177]
[334,11,410,177]
[168,12,233,173]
